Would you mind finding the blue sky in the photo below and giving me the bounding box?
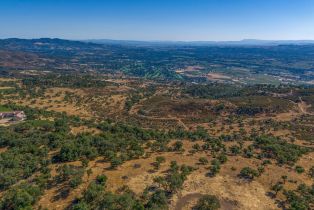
[0,0,314,41]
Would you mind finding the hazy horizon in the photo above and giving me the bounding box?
[1,0,314,41]
[2,38,314,44]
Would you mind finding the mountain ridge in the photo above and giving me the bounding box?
[85,38,314,46]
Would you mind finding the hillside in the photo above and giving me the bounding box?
[0,39,313,210]
[0,67,313,209]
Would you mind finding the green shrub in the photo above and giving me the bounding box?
[194,194,220,210]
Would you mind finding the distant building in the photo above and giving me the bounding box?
[0,111,26,122]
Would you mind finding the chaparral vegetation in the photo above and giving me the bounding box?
[0,38,313,210]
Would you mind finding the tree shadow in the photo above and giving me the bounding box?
[52,187,70,202]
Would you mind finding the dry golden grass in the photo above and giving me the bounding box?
[0,87,13,90]
[0,147,8,153]
[0,78,19,82]
[1,78,313,210]
[0,87,93,118]
[207,72,231,80]
[70,126,101,135]
[35,139,314,210]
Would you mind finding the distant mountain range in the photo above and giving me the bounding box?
[85,39,314,46]
[1,38,314,47]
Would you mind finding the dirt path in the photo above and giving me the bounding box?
[176,117,189,130]
[298,97,307,114]
[136,114,189,130]
[127,89,190,130]
[297,97,313,115]
[284,96,313,117]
